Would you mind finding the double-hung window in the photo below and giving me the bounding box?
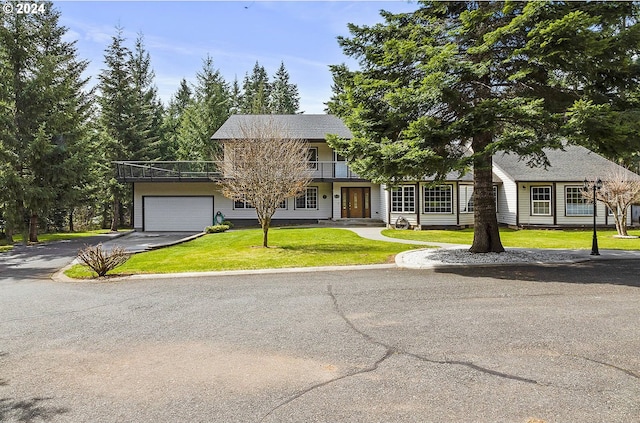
[391,186,415,213]
[565,186,591,216]
[423,185,452,214]
[531,186,552,215]
[295,187,318,210]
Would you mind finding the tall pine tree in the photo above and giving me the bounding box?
[240,61,270,114]
[269,61,300,114]
[0,4,92,242]
[176,56,230,160]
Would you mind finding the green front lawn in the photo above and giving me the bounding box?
[65,228,425,278]
[382,228,640,250]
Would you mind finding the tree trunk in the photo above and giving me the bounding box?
[262,217,270,248]
[110,197,120,232]
[470,135,505,253]
[68,209,74,232]
[615,209,628,236]
[28,213,39,243]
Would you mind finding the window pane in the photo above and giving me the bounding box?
[424,185,452,213]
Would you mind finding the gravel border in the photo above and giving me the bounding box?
[397,247,585,268]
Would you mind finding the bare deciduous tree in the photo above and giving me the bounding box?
[583,167,640,237]
[216,119,312,247]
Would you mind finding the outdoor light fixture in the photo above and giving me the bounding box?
[583,178,603,255]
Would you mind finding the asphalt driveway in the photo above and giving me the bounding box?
[1,259,640,422]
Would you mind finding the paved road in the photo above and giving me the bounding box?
[2,255,640,422]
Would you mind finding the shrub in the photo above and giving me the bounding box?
[205,224,230,234]
[77,243,130,277]
[222,220,234,229]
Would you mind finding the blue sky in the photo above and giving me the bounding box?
[56,1,419,114]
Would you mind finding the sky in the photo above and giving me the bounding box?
[55,1,419,114]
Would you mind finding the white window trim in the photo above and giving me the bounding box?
[460,185,474,214]
[391,186,416,213]
[295,186,319,210]
[423,184,453,214]
[531,186,552,216]
[308,147,318,170]
[565,185,592,216]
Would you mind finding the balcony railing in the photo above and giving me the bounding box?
[114,161,222,182]
[114,161,364,182]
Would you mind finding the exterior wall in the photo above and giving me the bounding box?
[516,182,613,227]
[134,181,334,230]
[331,181,382,220]
[517,183,555,226]
[493,165,518,226]
[418,182,459,226]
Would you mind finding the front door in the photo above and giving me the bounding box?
[341,187,371,218]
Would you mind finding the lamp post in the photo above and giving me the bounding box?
[583,178,603,256]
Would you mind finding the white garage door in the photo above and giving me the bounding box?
[143,196,214,231]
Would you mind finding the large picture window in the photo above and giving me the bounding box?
[423,185,452,214]
[565,186,591,216]
[295,187,318,210]
[460,185,474,213]
[531,186,552,215]
[391,186,415,213]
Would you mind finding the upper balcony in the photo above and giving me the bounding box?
[114,161,365,182]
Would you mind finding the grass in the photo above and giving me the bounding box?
[381,227,640,250]
[65,227,425,278]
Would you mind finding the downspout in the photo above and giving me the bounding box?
[416,181,420,228]
[552,182,557,226]
[515,181,520,227]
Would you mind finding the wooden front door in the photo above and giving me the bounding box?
[341,187,371,218]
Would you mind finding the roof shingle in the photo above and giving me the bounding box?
[211,114,353,140]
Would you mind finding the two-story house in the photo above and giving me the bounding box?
[114,114,639,232]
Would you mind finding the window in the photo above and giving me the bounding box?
[423,185,452,214]
[236,197,286,210]
[531,186,552,215]
[460,186,474,213]
[234,195,254,209]
[295,187,318,209]
[391,186,415,212]
[565,186,591,216]
[308,147,318,170]
[493,186,498,211]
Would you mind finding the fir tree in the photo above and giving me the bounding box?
[329,1,640,253]
[240,61,270,114]
[0,4,92,241]
[269,61,300,114]
[176,56,230,160]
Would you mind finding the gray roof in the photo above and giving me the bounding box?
[211,114,353,140]
[493,144,640,182]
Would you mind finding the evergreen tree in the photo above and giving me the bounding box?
[129,34,163,160]
[0,4,92,242]
[176,56,230,160]
[97,27,136,231]
[269,61,300,114]
[240,61,270,114]
[329,1,640,253]
[229,77,242,115]
[160,78,192,160]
